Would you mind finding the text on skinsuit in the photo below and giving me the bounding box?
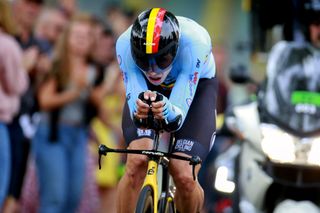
[175,139,194,152]
[137,129,152,137]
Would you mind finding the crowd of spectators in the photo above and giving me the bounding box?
[0,0,133,212]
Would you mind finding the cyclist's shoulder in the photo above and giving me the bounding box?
[178,16,211,47]
[116,26,133,68]
[116,26,132,50]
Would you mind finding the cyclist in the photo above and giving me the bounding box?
[116,8,217,213]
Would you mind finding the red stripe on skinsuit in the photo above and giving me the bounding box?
[152,8,166,53]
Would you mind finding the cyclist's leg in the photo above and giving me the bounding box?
[169,77,217,213]
[117,102,155,213]
[170,155,203,213]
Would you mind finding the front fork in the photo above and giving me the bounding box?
[143,160,159,213]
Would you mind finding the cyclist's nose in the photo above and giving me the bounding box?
[150,62,157,71]
[145,63,158,75]
[147,69,158,76]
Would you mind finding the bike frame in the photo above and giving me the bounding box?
[98,130,201,213]
[144,159,160,212]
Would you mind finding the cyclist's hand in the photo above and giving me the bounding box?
[151,92,168,120]
[134,90,156,119]
[151,99,165,119]
[142,90,157,102]
[135,99,150,119]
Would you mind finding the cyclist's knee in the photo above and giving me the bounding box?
[173,173,197,194]
[124,138,153,187]
[125,153,148,175]
[170,160,200,194]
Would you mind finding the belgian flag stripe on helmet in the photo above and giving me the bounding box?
[146,8,166,54]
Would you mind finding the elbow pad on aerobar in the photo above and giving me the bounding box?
[161,95,183,132]
[163,114,182,132]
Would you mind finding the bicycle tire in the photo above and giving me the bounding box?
[158,197,175,213]
[136,185,154,213]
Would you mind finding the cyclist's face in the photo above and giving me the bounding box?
[143,64,172,85]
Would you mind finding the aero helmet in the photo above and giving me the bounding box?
[130,8,180,72]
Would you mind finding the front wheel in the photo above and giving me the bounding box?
[136,185,154,213]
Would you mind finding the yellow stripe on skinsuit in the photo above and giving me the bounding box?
[146,8,160,54]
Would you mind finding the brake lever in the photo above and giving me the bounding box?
[98,144,108,170]
[189,156,202,181]
[98,154,102,170]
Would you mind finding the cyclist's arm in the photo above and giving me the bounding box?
[169,44,215,129]
[115,34,148,119]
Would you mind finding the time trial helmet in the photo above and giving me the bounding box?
[130,8,180,72]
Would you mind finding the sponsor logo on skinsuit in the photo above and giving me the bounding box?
[196,58,201,68]
[189,72,199,85]
[186,98,192,107]
[137,129,152,137]
[188,71,199,96]
[175,139,195,152]
[204,54,208,64]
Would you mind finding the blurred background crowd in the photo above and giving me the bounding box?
[0,0,314,212]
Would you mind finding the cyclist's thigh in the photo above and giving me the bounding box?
[122,101,155,145]
[174,77,218,161]
[125,138,154,172]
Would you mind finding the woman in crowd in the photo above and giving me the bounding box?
[0,0,29,210]
[87,18,125,213]
[32,13,100,213]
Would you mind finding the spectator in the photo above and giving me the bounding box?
[58,0,77,19]
[4,0,46,212]
[89,20,126,212]
[91,20,115,68]
[32,13,99,213]
[90,18,115,97]
[213,44,231,115]
[0,0,29,210]
[105,4,135,37]
[90,64,126,213]
[34,7,67,56]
